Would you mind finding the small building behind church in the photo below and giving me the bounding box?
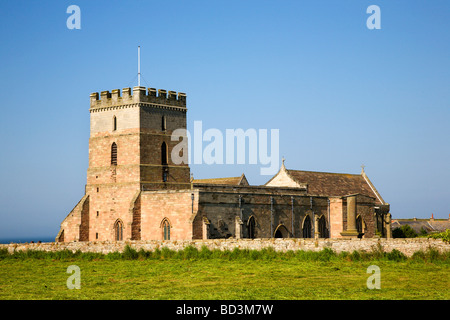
[56,86,391,242]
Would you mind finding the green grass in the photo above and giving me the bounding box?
[0,246,448,300]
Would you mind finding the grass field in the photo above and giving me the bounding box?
[0,246,448,300]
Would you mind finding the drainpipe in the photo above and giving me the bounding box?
[270,196,274,238]
[291,196,294,238]
[327,199,330,238]
[239,195,243,220]
[310,197,315,236]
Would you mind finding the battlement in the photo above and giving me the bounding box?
[90,86,187,108]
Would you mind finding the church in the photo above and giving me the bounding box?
[56,86,391,242]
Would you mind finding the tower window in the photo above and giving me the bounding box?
[162,115,166,131]
[111,142,117,165]
[161,142,168,165]
[113,116,117,131]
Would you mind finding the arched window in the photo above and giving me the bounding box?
[302,215,312,238]
[376,212,383,236]
[114,219,123,241]
[247,216,256,239]
[113,116,117,131]
[111,142,117,165]
[274,225,289,238]
[162,218,171,240]
[318,215,327,238]
[161,115,166,131]
[161,142,168,165]
[356,215,364,238]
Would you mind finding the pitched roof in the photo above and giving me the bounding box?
[268,167,385,205]
[193,173,249,186]
[391,219,450,233]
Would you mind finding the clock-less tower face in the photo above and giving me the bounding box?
[88,86,190,189]
[78,86,191,241]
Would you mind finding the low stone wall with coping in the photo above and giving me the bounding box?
[1,238,448,257]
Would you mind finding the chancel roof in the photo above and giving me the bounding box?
[264,160,386,205]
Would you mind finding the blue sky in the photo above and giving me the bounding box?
[0,0,449,240]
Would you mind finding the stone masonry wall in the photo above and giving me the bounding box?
[140,190,197,240]
[1,238,448,257]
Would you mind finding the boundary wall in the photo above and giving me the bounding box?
[1,238,448,257]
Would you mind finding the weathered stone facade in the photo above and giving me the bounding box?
[57,86,191,243]
[56,85,391,242]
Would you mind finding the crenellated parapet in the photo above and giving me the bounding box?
[90,86,186,109]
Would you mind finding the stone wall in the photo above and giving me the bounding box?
[194,184,322,240]
[1,238,448,257]
[140,189,197,240]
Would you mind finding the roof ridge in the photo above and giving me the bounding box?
[361,171,385,205]
[194,176,242,180]
[286,169,360,176]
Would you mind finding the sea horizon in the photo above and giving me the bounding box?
[0,236,55,244]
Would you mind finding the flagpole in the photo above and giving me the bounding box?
[138,46,141,87]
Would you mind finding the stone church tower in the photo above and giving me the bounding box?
[56,86,191,242]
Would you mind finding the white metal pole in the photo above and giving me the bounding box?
[138,46,141,87]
